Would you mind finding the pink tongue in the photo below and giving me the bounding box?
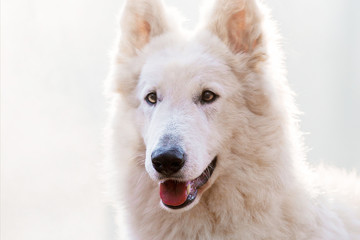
[160,181,188,206]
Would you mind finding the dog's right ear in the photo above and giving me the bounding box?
[117,0,172,58]
[109,0,178,95]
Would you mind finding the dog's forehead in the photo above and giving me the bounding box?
[139,42,232,90]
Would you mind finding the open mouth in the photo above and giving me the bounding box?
[159,157,217,209]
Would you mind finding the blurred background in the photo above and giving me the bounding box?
[1,0,359,239]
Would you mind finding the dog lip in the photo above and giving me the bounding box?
[158,177,183,184]
[162,156,217,210]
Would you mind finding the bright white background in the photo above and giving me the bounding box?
[1,0,359,239]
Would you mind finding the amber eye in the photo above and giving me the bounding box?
[145,92,157,105]
[201,90,217,104]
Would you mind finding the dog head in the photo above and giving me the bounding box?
[111,0,273,212]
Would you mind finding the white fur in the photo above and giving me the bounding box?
[104,0,360,239]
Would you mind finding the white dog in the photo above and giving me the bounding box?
[105,0,360,239]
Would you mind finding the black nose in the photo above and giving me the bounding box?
[151,147,185,176]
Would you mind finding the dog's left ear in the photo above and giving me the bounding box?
[204,0,263,54]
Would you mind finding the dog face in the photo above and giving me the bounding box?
[134,41,240,210]
[113,0,265,211]
[137,44,237,180]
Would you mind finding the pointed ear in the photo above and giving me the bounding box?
[205,0,263,54]
[118,0,172,58]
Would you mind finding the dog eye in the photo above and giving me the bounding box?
[145,92,157,105]
[201,90,217,104]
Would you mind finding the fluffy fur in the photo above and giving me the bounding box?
[105,0,360,239]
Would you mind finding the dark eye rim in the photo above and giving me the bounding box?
[200,90,218,104]
[145,92,157,105]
